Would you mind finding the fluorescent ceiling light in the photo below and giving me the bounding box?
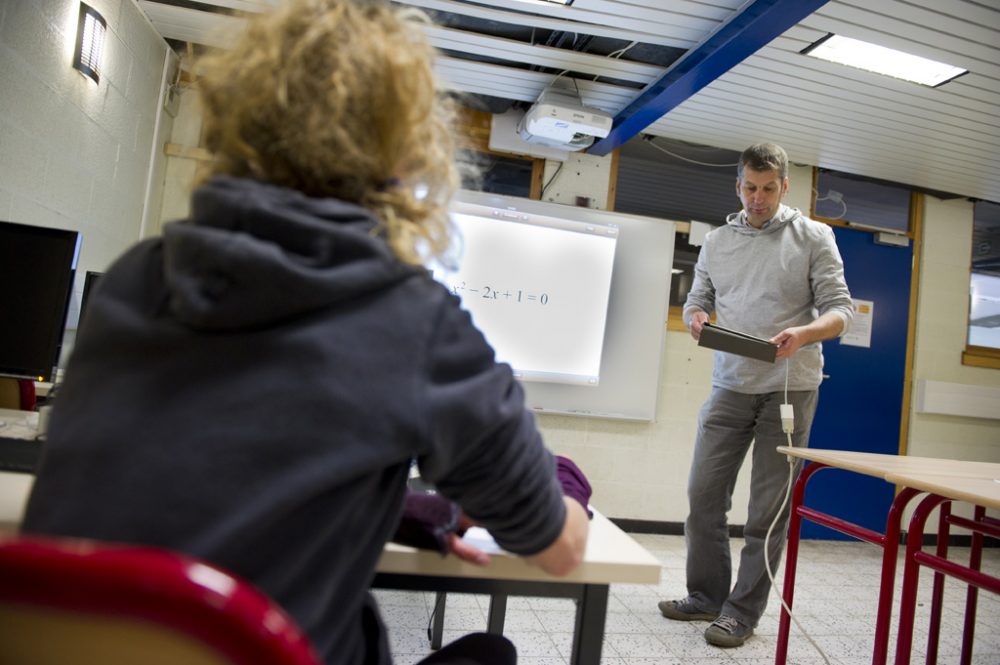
[802,33,967,87]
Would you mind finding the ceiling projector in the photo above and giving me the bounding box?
[517,87,613,151]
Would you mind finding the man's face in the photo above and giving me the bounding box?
[736,167,788,228]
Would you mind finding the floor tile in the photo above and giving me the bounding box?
[380,533,1000,665]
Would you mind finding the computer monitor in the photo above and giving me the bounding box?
[0,221,81,382]
[79,270,103,324]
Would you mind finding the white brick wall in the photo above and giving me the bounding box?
[907,196,1000,527]
[0,0,173,340]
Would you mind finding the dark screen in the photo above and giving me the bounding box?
[0,221,81,381]
[80,270,102,324]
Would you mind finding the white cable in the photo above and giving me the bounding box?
[594,41,639,80]
[812,188,848,219]
[644,138,739,168]
[608,40,638,59]
[763,359,833,665]
[784,358,789,401]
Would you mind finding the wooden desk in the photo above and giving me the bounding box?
[883,471,1000,510]
[0,469,661,665]
[0,409,40,530]
[774,447,1000,665]
[0,472,32,534]
[880,470,1000,665]
[374,510,661,665]
[777,447,1000,479]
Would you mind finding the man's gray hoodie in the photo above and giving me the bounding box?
[683,204,853,393]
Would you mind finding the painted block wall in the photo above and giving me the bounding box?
[907,195,1000,526]
[536,160,817,523]
[0,0,172,333]
[544,166,1000,525]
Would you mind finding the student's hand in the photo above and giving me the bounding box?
[527,497,589,577]
[688,310,710,341]
[445,532,491,566]
[444,512,490,566]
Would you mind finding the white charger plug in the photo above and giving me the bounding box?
[780,403,794,434]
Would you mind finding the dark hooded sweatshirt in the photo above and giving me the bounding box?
[22,176,567,664]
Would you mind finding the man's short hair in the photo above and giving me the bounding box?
[738,143,788,181]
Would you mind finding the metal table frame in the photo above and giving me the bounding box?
[372,572,609,665]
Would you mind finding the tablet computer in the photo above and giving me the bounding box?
[697,322,778,363]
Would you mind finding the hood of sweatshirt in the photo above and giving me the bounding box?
[161,176,418,331]
[724,203,802,236]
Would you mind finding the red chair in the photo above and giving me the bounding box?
[18,379,37,411]
[0,536,322,665]
[0,378,35,411]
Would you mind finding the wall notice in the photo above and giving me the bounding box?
[841,299,874,348]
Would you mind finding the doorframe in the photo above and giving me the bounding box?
[809,173,924,461]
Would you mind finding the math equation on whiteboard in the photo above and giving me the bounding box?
[447,281,550,305]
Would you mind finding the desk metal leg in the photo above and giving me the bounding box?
[871,487,921,665]
[570,584,609,665]
[894,494,950,665]
[776,461,821,665]
[431,591,446,649]
[775,462,920,665]
[943,508,1000,665]
[926,504,951,665]
[487,594,507,635]
[430,592,509,643]
[895,498,1000,665]
[372,573,612,665]
[960,506,985,665]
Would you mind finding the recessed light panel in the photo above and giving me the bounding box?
[802,34,967,87]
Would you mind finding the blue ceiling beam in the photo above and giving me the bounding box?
[588,0,830,156]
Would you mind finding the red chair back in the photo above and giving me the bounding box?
[0,536,321,665]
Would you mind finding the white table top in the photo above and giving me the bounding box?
[377,509,662,586]
[0,471,33,533]
[0,465,661,587]
[883,471,1000,511]
[776,447,1000,510]
[776,447,1000,480]
[0,409,41,531]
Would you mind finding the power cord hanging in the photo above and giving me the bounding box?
[762,358,832,665]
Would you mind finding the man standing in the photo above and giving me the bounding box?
[659,143,853,648]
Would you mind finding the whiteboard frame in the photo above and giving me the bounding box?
[452,190,675,421]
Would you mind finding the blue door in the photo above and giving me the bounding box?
[800,226,913,539]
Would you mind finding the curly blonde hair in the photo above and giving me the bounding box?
[195,0,458,265]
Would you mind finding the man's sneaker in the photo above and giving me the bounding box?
[658,598,717,622]
[704,614,753,647]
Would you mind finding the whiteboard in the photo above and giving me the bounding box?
[439,202,618,386]
[451,191,675,421]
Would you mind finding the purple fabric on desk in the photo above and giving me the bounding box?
[394,456,594,555]
[556,455,593,518]
[394,491,460,556]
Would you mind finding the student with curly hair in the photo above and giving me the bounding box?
[22,2,589,663]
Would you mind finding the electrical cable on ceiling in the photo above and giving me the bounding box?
[594,41,639,81]
[608,41,638,59]
[644,138,739,168]
[813,188,847,219]
[541,161,565,197]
